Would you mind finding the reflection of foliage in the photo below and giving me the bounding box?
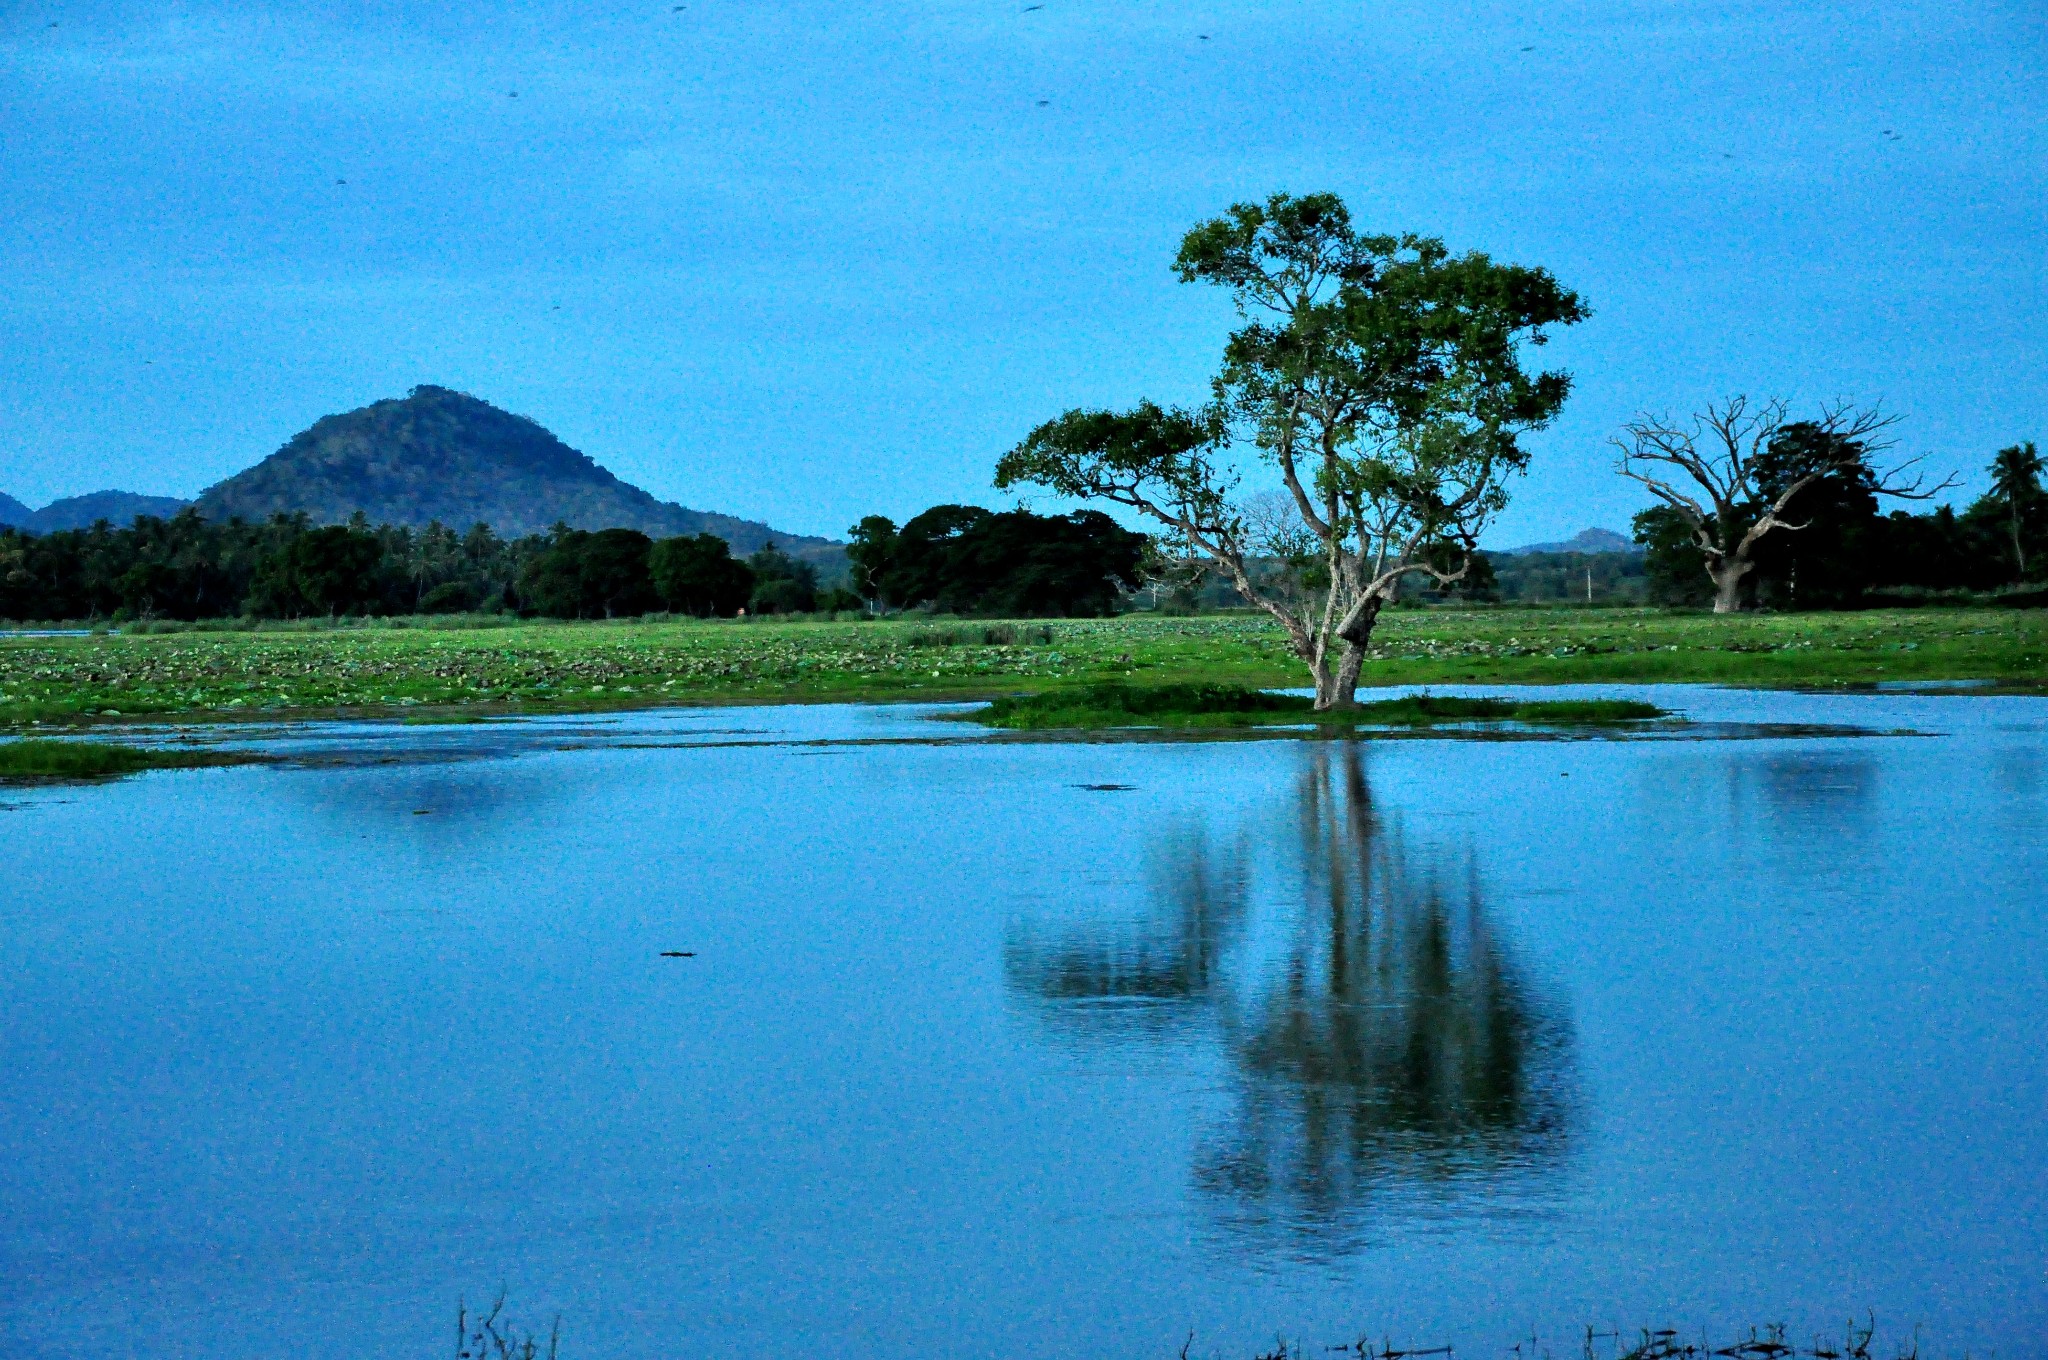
[1196,748,1573,1244]
[1005,746,1574,1250]
[1004,826,1247,1041]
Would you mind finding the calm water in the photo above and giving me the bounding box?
[2,687,2044,1358]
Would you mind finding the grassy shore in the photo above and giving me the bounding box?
[1,607,2042,727]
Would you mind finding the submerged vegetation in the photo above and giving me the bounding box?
[0,608,2040,728]
[0,738,253,781]
[973,682,1666,730]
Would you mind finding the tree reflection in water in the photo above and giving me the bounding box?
[1006,746,1577,1251]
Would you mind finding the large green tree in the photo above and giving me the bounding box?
[997,192,1586,709]
[517,527,656,618]
[649,533,755,616]
[852,504,1148,616]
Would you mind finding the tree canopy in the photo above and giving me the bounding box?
[851,505,1148,617]
[649,533,755,617]
[999,191,1586,707]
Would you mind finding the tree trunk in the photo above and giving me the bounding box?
[1709,560,1751,614]
[1315,642,1367,710]
[1312,596,1382,710]
[1303,650,1340,710]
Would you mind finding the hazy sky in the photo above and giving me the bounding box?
[2,0,2042,543]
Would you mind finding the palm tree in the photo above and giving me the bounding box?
[1990,441,2044,580]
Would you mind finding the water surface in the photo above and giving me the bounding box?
[2,687,2044,1357]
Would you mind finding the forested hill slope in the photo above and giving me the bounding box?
[192,386,840,559]
[0,492,28,528]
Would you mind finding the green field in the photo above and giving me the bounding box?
[2,607,2043,728]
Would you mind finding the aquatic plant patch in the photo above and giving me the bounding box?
[0,738,259,781]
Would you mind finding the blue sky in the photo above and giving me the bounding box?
[1,0,2041,543]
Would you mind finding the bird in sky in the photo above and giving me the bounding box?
[508,90,518,97]
[1022,4,1043,10]
[1037,99,1050,106]
[335,178,347,185]
[1198,34,1209,40]
[1521,44,1534,51]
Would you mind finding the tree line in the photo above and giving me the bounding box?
[0,503,1148,623]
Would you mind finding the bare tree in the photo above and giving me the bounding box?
[1613,397,1952,613]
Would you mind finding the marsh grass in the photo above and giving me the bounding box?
[974,683,1666,731]
[0,738,255,781]
[1211,1311,1921,1360]
[431,1302,1929,1360]
[905,622,1057,648]
[1358,695,1669,725]
[454,1293,558,1360]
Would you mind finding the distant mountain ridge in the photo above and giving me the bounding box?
[0,490,195,533]
[188,386,841,563]
[1492,527,1641,556]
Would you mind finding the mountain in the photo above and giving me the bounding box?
[0,491,29,528]
[193,386,843,563]
[24,491,194,533]
[1492,527,1641,556]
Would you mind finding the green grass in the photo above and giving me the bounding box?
[0,738,256,781]
[973,683,1668,730]
[1,607,2042,727]
[1349,694,1668,725]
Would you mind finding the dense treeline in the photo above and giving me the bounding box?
[6,437,2037,623]
[847,505,1148,617]
[0,502,1150,622]
[1634,440,2046,607]
[0,511,849,622]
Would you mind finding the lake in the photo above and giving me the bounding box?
[2,686,2044,1358]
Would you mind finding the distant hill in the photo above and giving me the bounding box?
[1492,527,1641,556]
[26,491,194,533]
[0,490,195,533]
[193,386,843,565]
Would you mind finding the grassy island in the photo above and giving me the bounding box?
[971,683,1667,731]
